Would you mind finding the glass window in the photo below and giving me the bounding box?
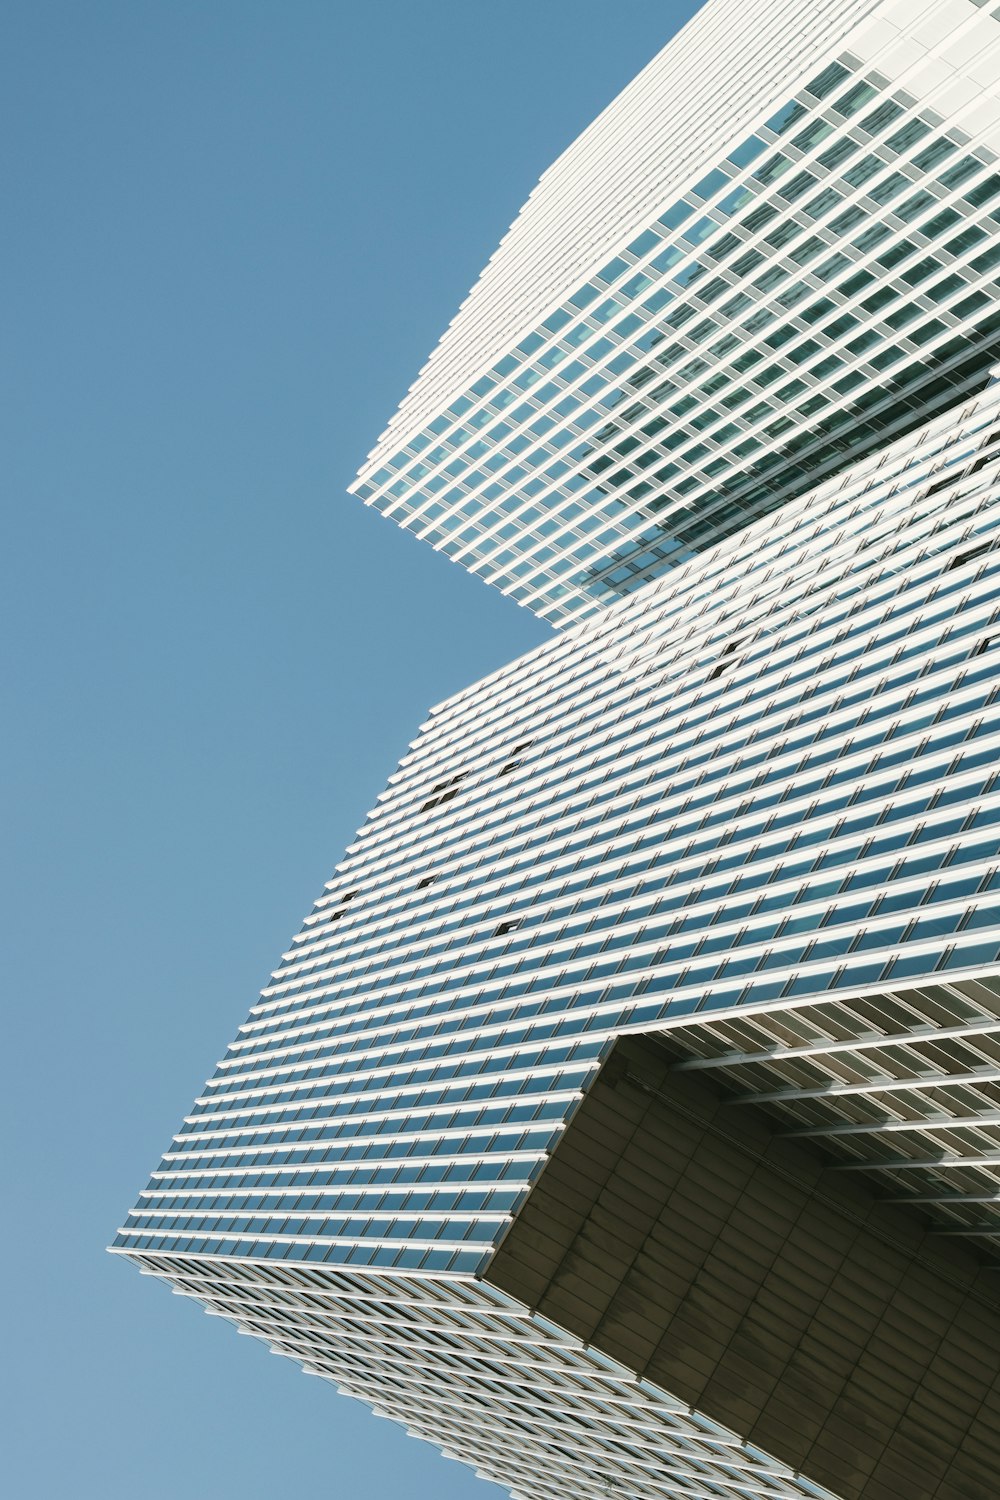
[834,81,879,119]
[805,60,850,101]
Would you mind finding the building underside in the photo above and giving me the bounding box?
[492,1016,1000,1500]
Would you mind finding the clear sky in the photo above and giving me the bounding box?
[3,3,697,1496]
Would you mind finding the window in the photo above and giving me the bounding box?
[949,541,993,572]
[707,638,746,681]
[968,450,1000,478]
[421,773,466,813]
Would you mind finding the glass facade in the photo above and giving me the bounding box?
[113,3,1000,1496]
[115,376,1000,1495]
[352,3,1000,624]
[116,379,1000,1276]
[124,1254,843,1499]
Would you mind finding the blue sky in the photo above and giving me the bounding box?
[3,3,696,1496]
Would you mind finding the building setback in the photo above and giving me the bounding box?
[114,2,1000,1497]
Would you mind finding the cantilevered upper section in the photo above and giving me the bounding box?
[351,0,1000,624]
[362,0,883,448]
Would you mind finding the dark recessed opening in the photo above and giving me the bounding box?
[707,639,745,681]
[949,539,993,571]
[421,772,466,813]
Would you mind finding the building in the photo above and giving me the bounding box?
[113,2,1000,1497]
[352,0,1000,625]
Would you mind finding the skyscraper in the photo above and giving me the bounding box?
[114,2,1000,1497]
[353,0,1000,624]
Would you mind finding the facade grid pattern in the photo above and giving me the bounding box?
[116,375,1000,1270]
[353,0,1000,624]
[113,4,1000,1496]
